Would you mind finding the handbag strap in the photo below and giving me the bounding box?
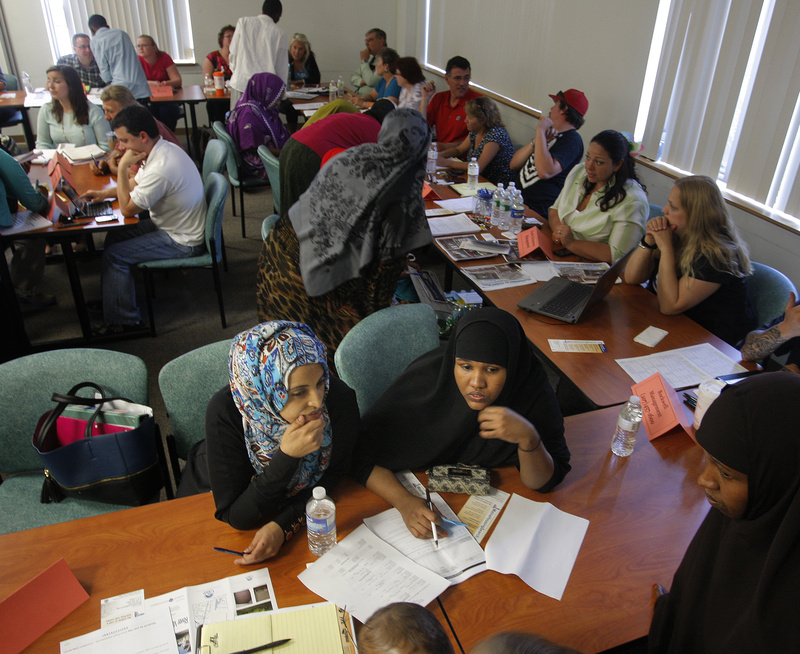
[35,382,130,448]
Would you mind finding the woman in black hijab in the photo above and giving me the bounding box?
[649,372,800,653]
[353,307,571,538]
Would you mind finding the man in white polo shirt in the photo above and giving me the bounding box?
[84,105,206,335]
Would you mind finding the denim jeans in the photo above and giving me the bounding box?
[102,222,204,325]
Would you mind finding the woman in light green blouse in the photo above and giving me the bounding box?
[35,65,110,151]
[549,130,648,263]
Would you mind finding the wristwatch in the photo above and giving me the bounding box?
[639,235,657,250]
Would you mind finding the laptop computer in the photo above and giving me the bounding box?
[517,247,635,323]
[58,178,113,219]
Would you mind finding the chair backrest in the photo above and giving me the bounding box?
[749,261,798,327]
[4,73,19,91]
[648,202,663,220]
[158,340,232,460]
[335,304,440,414]
[0,349,148,473]
[202,139,227,183]
[211,121,242,185]
[256,145,281,214]
[261,214,279,241]
[204,172,229,263]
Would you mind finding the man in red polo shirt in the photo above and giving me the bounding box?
[422,56,481,147]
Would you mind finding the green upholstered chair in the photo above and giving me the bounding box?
[158,339,231,486]
[212,120,269,237]
[749,262,798,328]
[0,349,149,534]
[261,214,279,241]
[256,144,281,216]
[648,202,663,220]
[138,172,228,336]
[202,139,229,271]
[334,304,440,414]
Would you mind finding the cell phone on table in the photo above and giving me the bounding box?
[95,215,118,224]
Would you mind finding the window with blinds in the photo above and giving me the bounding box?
[41,0,195,64]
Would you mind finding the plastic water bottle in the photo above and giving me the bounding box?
[426,142,438,178]
[337,77,344,97]
[328,80,336,103]
[21,71,34,93]
[510,190,525,234]
[306,486,337,556]
[610,396,643,457]
[491,183,505,226]
[467,157,479,190]
[498,187,512,230]
[203,74,214,94]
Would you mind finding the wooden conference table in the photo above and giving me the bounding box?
[0,162,137,342]
[0,89,36,150]
[0,405,707,653]
[426,182,749,408]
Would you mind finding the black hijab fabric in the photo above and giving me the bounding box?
[357,308,570,492]
[649,372,800,653]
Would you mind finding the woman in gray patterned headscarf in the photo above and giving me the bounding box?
[256,108,432,361]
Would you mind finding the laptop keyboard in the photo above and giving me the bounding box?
[539,283,593,317]
[80,201,114,218]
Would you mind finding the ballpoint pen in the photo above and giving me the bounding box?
[213,546,245,556]
[426,488,439,549]
[229,638,291,654]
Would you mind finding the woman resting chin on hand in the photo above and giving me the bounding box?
[198,321,359,564]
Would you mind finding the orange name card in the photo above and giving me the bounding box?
[0,558,89,653]
[517,226,555,259]
[632,372,693,441]
[422,182,441,200]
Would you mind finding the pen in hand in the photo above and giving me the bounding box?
[426,488,439,549]
[213,546,245,556]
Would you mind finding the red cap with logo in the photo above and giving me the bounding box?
[548,89,588,117]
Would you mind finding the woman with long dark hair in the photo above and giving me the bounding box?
[549,129,648,263]
[35,65,110,150]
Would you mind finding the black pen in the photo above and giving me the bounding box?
[230,638,291,654]
[426,488,439,549]
[213,546,245,556]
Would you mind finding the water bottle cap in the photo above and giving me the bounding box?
[629,395,640,404]
[312,486,326,499]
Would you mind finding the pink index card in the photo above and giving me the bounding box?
[632,372,693,441]
[517,226,554,260]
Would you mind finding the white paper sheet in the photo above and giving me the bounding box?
[485,494,589,601]
[427,213,481,236]
[518,261,558,282]
[363,497,486,584]
[616,343,746,388]
[298,524,449,623]
[60,608,176,654]
[433,197,476,213]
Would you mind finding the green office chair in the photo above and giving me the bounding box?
[261,214,279,241]
[159,339,231,487]
[334,304,440,414]
[648,202,663,219]
[212,120,269,238]
[256,144,281,216]
[749,262,798,328]
[202,139,229,271]
[138,172,228,336]
[0,349,151,534]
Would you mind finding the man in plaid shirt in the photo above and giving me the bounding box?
[56,33,107,89]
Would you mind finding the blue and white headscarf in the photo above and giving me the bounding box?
[229,321,332,496]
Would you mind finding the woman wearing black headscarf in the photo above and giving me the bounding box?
[353,307,571,538]
[649,372,800,653]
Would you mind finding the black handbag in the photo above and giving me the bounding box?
[32,382,164,506]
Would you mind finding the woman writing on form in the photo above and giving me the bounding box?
[352,308,571,538]
[202,322,359,563]
[548,130,648,263]
[35,66,110,151]
[623,175,755,346]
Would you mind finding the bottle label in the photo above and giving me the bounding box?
[617,417,638,432]
[307,513,335,534]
